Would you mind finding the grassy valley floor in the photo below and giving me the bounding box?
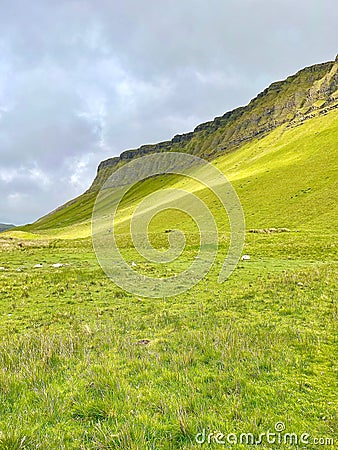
[0,230,336,449]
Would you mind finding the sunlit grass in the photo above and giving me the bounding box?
[0,108,336,448]
[0,231,336,448]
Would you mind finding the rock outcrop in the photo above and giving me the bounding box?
[88,57,338,192]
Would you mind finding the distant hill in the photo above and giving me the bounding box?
[20,55,338,236]
[0,223,15,233]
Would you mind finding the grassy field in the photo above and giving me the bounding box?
[0,230,337,449]
[0,110,337,448]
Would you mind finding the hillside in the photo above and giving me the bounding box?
[0,223,15,233]
[1,58,337,450]
[19,56,338,236]
[88,56,338,192]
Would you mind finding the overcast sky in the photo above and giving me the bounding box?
[0,0,337,224]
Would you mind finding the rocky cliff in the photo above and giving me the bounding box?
[87,56,337,192]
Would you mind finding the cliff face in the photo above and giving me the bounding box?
[88,57,338,192]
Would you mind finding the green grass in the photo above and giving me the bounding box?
[0,231,337,449]
[0,105,337,448]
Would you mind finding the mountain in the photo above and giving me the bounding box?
[0,223,15,233]
[20,56,338,237]
[88,56,338,192]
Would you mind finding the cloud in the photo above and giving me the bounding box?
[0,0,337,224]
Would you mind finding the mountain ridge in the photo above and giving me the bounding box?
[88,56,337,192]
[0,223,15,233]
[16,55,338,234]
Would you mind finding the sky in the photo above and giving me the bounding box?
[0,0,337,225]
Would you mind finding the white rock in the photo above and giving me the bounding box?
[34,264,43,268]
[0,266,5,270]
[131,261,137,267]
[241,254,250,261]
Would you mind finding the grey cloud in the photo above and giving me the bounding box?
[0,0,337,224]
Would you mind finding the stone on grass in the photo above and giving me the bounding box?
[241,254,250,261]
[136,339,150,345]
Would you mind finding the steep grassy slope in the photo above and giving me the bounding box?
[13,56,337,239]
[17,107,338,238]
